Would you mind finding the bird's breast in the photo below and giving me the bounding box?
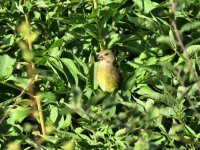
[97,62,119,92]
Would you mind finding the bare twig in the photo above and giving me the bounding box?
[170,0,200,120]
[170,1,192,70]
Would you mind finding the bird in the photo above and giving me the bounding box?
[97,50,122,93]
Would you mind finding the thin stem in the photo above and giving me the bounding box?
[36,96,46,136]
[171,21,190,63]
[170,1,192,68]
[170,0,199,79]
[23,0,46,137]
[170,0,200,119]
[0,78,34,125]
[93,0,98,9]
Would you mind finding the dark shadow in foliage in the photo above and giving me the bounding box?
[162,116,173,133]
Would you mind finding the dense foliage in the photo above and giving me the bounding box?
[1,0,200,149]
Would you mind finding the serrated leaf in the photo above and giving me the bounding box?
[186,45,200,56]
[133,0,158,14]
[115,128,126,137]
[137,85,161,100]
[157,36,176,49]
[160,107,175,117]
[181,21,200,32]
[127,15,158,33]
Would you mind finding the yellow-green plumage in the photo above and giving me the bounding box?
[97,50,121,93]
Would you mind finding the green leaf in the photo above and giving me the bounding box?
[62,140,75,150]
[88,62,98,90]
[15,2,24,13]
[0,34,15,49]
[25,0,32,12]
[127,15,158,33]
[186,45,200,56]
[181,21,200,32]
[75,127,84,134]
[84,24,99,40]
[107,106,116,119]
[107,33,120,49]
[160,107,175,117]
[6,75,29,89]
[121,72,136,91]
[49,39,63,50]
[74,56,89,75]
[157,36,176,49]
[50,105,58,123]
[98,7,114,31]
[137,85,162,101]
[40,92,56,102]
[43,136,60,144]
[61,58,81,86]
[9,106,30,123]
[35,0,49,8]
[185,124,197,137]
[63,32,77,44]
[48,60,68,83]
[0,54,16,81]
[133,0,158,14]
[58,114,72,129]
[115,128,126,137]
[112,6,133,24]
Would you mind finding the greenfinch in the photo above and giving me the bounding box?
[97,50,121,93]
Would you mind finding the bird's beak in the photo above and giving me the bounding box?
[97,55,103,61]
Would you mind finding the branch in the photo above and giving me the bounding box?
[170,0,195,75]
[0,77,34,125]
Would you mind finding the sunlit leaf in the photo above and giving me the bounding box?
[9,106,30,123]
[133,0,158,14]
[181,21,200,32]
[0,54,16,81]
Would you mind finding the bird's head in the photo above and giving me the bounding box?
[97,50,115,63]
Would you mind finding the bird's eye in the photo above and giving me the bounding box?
[105,53,109,56]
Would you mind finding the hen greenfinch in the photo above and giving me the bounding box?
[97,50,121,93]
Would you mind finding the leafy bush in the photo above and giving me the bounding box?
[0,0,200,149]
